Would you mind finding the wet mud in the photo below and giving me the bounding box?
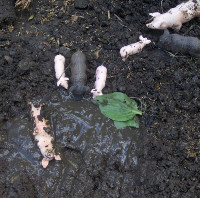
[0,0,200,197]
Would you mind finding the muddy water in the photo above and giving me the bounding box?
[2,92,141,197]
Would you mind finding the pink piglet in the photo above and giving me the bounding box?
[54,54,69,89]
[91,65,107,98]
[120,35,151,61]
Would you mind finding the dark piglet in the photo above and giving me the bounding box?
[70,50,89,100]
[158,29,200,57]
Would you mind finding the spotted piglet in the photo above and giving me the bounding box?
[91,65,107,98]
[146,0,200,31]
[29,102,61,168]
[120,36,151,61]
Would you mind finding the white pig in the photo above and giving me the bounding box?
[120,36,151,61]
[146,0,200,31]
[29,102,61,168]
[54,54,69,89]
[91,65,107,98]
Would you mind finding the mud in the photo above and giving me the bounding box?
[0,0,200,197]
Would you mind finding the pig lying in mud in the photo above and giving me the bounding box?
[29,102,61,168]
[70,50,89,100]
[54,54,69,89]
[158,29,200,57]
[120,35,151,61]
[91,65,107,98]
[146,0,200,31]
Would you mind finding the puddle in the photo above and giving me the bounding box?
[2,92,142,197]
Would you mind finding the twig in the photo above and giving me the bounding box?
[114,14,131,31]
[160,0,164,13]
[57,66,69,82]
[114,14,123,22]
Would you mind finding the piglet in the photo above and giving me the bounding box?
[70,50,89,100]
[120,35,151,61]
[146,0,200,31]
[91,65,107,98]
[29,102,61,168]
[54,54,69,89]
[158,29,200,57]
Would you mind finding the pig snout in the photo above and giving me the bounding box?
[91,89,103,98]
[45,149,55,160]
[146,21,166,29]
[71,85,90,101]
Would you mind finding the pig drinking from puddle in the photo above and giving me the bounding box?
[54,54,69,89]
[120,35,151,61]
[70,50,89,100]
[29,102,61,168]
[146,0,200,31]
[91,65,107,98]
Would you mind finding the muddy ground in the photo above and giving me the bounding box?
[0,0,200,197]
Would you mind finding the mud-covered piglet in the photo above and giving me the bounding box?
[29,102,61,168]
[70,50,89,100]
[158,29,200,57]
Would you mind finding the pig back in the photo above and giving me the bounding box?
[171,34,200,56]
[70,51,87,86]
[158,30,200,57]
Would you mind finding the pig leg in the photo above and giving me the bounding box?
[42,158,49,168]
[55,155,61,160]
[173,23,182,31]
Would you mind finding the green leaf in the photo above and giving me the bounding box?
[93,92,142,122]
[114,116,139,129]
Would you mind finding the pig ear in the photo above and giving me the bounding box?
[139,35,144,41]
[149,12,161,17]
[42,158,49,168]
[64,77,69,81]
